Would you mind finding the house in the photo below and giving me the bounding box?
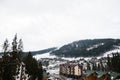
[60,63,83,79]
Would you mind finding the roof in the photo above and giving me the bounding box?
[60,63,82,67]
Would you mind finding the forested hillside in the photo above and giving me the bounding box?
[51,39,120,57]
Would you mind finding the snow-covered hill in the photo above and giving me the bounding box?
[33,47,120,60]
[33,39,120,59]
[51,39,120,57]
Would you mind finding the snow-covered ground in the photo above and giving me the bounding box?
[33,47,120,60]
[47,68,59,74]
[33,50,120,78]
[33,53,57,60]
[33,52,92,61]
[61,57,81,61]
[33,44,120,63]
[33,45,120,61]
[103,48,120,57]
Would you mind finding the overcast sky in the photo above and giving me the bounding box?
[0,0,120,51]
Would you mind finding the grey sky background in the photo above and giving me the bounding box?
[0,0,120,51]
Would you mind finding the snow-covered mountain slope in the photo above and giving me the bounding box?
[33,52,80,61]
[33,47,120,61]
[51,39,120,57]
[33,39,120,59]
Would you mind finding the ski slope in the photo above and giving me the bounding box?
[33,47,120,60]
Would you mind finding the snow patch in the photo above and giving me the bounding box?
[33,53,57,60]
[61,57,81,61]
[47,68,59,74]
[103,48,120,57]
[86,43,104,51]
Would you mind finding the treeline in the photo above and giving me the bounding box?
[23,52,43,80]
[0,35,43,80]
[25,47,57,56]
[51,39,120,57]
[107,53,120,73]
[86,53,120,73]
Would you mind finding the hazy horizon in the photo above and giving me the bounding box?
[0,0,120,51]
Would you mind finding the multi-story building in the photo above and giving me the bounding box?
[60,63,83,79]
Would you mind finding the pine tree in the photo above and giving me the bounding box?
[1,35,23,80]
[3,39,9,55]
[23,52,43,80]
[18,39,23,62]
[12,34,18,52]
[18,39,23,53]
[1,35,43,80]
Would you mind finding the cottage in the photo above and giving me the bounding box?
[60,63,83,79]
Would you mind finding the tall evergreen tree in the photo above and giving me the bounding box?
[18,39,23,62]
[1,35,23,80]
[1,35,43,80]
[24,52,43,80]
[18,39,23,53]
[12,34,18,52]
[3,39,9,55]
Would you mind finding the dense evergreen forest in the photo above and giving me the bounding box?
[107,53,120,73]
[87,53,120,73]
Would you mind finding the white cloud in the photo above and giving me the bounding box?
[0,0,120,51]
